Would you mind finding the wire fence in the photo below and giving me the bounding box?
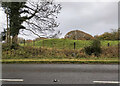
[20,40,84,50]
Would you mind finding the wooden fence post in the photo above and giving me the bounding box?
[24,39,25,46]
[74,42,76,50]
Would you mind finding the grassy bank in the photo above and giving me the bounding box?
[2,45,118,59]
[1,59,119,64]
[2,39,118,64]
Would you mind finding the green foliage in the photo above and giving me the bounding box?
[10,43,20,50]
[2,2,26,48]
[2,43,11,51]
[84,46,93,55]
[2,43,20,50]
[84,39,102,56]
[2,2,26,36]
[9,3,26,36]
[95,29,119,40]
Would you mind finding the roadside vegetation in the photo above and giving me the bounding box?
[2,39,118,63]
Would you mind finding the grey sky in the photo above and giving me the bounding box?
[57,2,118,38]
[0,1,118,40]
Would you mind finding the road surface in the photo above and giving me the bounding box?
[2,64,119,85]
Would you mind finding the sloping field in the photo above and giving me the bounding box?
[24,39,118,49]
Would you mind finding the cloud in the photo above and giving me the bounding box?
[57,2,118,37]
[0,7,6,33]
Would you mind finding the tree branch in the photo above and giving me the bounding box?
[25,28,41,38]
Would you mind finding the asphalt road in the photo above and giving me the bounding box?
[2,64,119,85]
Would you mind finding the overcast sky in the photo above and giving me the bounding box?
[57,2,118,38]
[0,1,118,40]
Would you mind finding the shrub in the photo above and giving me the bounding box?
[84,46,93,55]
[101,46,118,58]
[84,39,102,56]
[10,43,19,49]
[2,43,11,51]
[2,43,19,50]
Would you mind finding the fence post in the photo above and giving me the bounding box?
[33,40,35,46]
[24,39,25,46]
[63,40,64,49]
[74,42,76,50]
[42,39,44,48]
[107,43,110,47]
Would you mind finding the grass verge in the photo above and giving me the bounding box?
[1,59,119,64]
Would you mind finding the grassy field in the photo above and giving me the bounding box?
[21,39,118,49]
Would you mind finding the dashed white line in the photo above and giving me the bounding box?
[93,81,120,84]
[0,79,24,82]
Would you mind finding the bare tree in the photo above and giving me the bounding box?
[21,0,62,38]
[48,30,62,38]
[2,0,61,48]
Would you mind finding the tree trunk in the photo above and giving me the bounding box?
[12,34,18,46]
[8,28,11,44]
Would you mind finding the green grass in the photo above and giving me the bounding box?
[20,39,118,49]
[2,58,119,64]
[101,40,118,46]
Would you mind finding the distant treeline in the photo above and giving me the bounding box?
[17,29,119,43]
[94,29,119,40]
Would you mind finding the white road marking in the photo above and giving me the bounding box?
[93,81,120,84]
[0,79,24,82]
